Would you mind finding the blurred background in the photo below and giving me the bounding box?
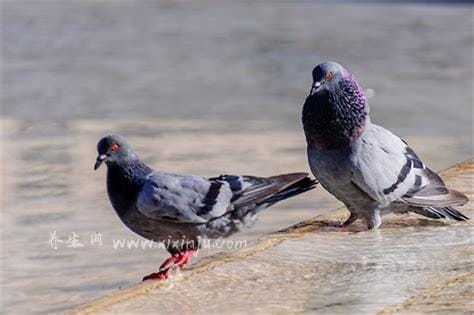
[1,1,472,313]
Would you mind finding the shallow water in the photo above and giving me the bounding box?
[1,1,473,314]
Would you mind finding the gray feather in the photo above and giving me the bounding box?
[307,122,469,228]
[136,173,233,223]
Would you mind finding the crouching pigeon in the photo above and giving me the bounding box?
[301,61,469,229]
[94,134,317,280]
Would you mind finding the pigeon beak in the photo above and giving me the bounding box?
[310,81,323,96]
[94,154,108,170]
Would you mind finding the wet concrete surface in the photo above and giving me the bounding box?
[68,159,473,314]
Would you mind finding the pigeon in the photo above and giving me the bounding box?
[301,61,469,229]
[94,134,317,280]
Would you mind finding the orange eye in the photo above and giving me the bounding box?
[111,144,119,152]
[326,71,334,81]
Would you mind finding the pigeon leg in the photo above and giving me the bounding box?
[142,253,180,281]
[341,212,358,227]
[174,249,197,268]
[366,211,382,230]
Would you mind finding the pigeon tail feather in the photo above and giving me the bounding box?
[411,206,469,221]
[261,176,318,207]
[232,173,317,211]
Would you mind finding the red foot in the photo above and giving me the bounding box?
[142,270,170,281]
[142,249,197,281]
[174,249,196,268]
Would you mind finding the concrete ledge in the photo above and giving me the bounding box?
[68,159,473,314]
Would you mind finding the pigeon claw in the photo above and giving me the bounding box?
[142,270,170,281]
[332,213,358,228]
[142,249,197,281]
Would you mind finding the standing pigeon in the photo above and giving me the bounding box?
[94,134,317,280]
[302,61,469,229]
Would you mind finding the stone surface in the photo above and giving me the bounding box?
[68,159,474,314]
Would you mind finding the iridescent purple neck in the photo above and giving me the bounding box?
[302,70,369,150]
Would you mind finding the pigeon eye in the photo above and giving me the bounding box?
[326,71,334,81]
[111,144,119,152]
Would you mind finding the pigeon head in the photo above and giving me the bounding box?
[302,61,369,149]
[94,134,137,170]
[309,61,345,96]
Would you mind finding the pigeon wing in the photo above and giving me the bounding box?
[401,167,468,207]
[136,172,233,223]
[349,124,467,208]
